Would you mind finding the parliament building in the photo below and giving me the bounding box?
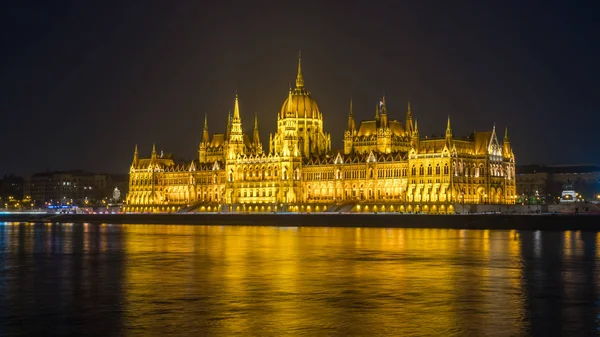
[125,56,516,214]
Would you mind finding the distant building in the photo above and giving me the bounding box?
[126,55,517,214]
[0,174,24,201]
[28,170,129,207]
[516,165,600,203]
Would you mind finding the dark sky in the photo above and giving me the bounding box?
[2,0,599,175]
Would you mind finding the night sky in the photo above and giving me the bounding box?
[2,1,599,175]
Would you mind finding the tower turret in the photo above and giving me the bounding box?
[202,114,210,144]
[253,113,262,153]
[503,127,512,157]
[347,98,356,133]
[227,93,246,158]
[199,114,210,162]
[445,115,453,140]
[132,144,139,166]
[411,119,420,150]
[344,98,356,155]
[405,101,414,136]
[380,95,388,128]
[151,143,157,159]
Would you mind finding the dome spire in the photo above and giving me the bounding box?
[295,51,304,88]
[233,92,241,120]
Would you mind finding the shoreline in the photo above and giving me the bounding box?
[1,213,600,230]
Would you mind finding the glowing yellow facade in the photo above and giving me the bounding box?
[125,55,516,213]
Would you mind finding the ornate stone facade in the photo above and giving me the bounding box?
[126,56,516,213]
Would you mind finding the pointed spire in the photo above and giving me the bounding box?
[380,95,388,127]
[380,94,387,114]
[503,126,512,157]
[233,92,240,119]
[405,100,414,135]
[375,103,380,120]
[133,144,139,164]
[253,112,261,145]
[446,115,453,142]
[202,113,210,143]
[295,51,304,88]
[347,98,356,132]
[410,119,419,150]
[151,143,157,158]
[226,110,232,138]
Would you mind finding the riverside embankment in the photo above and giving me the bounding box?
[1,213,600,230]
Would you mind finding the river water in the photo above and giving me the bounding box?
[0,223,599,336]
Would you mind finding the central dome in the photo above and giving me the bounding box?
[279,54,322,119]
[280,88,321,119]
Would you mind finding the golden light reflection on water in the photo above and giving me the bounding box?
[118,225,531,336]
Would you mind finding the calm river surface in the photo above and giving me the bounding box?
[0,223,599,336]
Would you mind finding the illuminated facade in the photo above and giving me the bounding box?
[126,56,516,213]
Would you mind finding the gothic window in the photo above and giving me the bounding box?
[436,164,441,175]
[412,166,416,175]
[419,165,424,176]
[427,165,432,175]
[444,164,449,175]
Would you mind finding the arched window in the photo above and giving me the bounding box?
[436,164,440,175]
[419,165,424,175]
[411,166,416,175]
[427,165,432,175]
[444,164,449,175]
